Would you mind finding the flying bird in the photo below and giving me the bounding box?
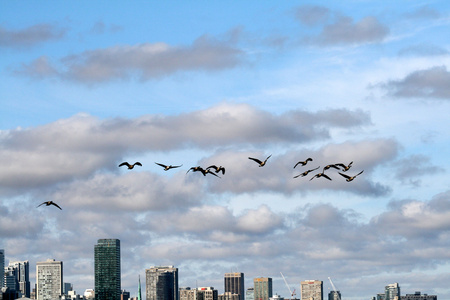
[294,158,313,168]
[293,166,320,178]
[335,161,353,172]
[186,166,205,174]
[248,155,272,167]
[310,172,332,181]
[323,164,340,172]
[119,162,142,169]
[187,166,220,178]
[202,168,221,178]
[206,165,226,175]
[155,162,182,171]
[339,170,364,182]
[37,201,62,210]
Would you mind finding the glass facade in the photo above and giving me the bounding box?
[224,273,245,300]
[254,278,272,300]
[145,266,178,300]
[95,238,121,300]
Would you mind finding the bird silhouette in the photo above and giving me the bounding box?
[155,162,182,171]
[37,201,62,210]
[294,166,320,178]
[335,161,353,172]
[186,166,205,174]
[202,168,221,178]
[119,162,142,169]
[248,155,272,167]
[187,166,220,177]
[339,170,364,182]
[294,158,313,168]
[323,164,340,172]
[310,172,332,181]
[206,165,226,175]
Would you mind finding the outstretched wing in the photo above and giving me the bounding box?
[206,165,218,171]
[248,157,263,164]
[170,164,182,169]
[264,155,272,163]
[119,162,130,168]
[218,166,225,174]
[206,171,221,178]
[155,162,167,168]
[134,162,142,167]
[338,172,351,179]
[355,170,364,176]
[322,173,332,181]
[37,202,46,208]
[51,202,62,210]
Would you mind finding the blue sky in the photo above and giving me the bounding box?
[1,1,450,299]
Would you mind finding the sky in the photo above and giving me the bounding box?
[1,0,450,299]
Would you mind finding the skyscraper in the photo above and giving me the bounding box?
[224,273,245,300]
[300,280,323,300]
[36,259,63,300]
[6,260,30,297]
[385,283,400,300]
[253,278,272,300]
[95,238,121,300]
[0,249,4,289]
[145,266,179,300]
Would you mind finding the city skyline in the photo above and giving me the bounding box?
[1,1,450,299]
[1,247,440,300]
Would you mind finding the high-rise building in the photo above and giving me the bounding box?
[385,283,400,300]
[145,266,179,300]
[300,280,323,300]
[401,292,437,300]
[224,273,245,300]
[0,249,4,289]
[254,278,272,300]
[328,291,341,300]
[36,259,63,300]
[95,238,121,300]
[4,261,30,297]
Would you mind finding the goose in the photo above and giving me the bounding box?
[155,162,182,171]
[119,162,142,169]
[323,164,340,172]
[294,158,313,168]
[310,172,332,181]
[206,165,226,175]
[335,161,353,172]
[339,170,364,182]
[187,166,220,178]
[37,201,62,210]
[186,166,205,174]
[248,155,272,167]
[293,166,320,178]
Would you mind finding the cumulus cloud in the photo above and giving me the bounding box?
[0,103,371,193]
[313,16,389,46]
[381,66,450,100]
[294,6,389,46]
[392,154,445,186]
[0,23,66,48]
[15,35,244,84]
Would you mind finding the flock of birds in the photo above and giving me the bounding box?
[37,155,364,210]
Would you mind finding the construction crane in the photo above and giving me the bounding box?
[328,277,341,300]
[280,272,296,300]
